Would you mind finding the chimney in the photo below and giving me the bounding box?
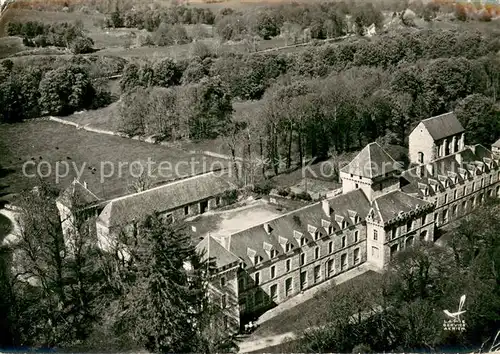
[264,223,272,234]
[417,165,424,178]
[425,163,434,176]
[322,199,331,217]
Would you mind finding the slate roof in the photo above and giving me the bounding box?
[224,189,371,267]
[98,172,235,228]
[419,112,464,141]
[341,142,401,179]
[400,145,496,198]
[372,190,433,224]
[57,179,100,208]
[196,235,240,269]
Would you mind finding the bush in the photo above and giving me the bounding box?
[221,189,238,205]
[294,191,312,201]
[253,179,274,195]
[276,187,290,197]
[70,36,94,54]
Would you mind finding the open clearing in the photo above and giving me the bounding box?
[0,120,230,201]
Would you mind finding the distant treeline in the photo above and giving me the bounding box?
[7,20,94,53]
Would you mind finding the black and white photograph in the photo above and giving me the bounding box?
[1,0,500,352]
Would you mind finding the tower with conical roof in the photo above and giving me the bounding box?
[339,142,402,202]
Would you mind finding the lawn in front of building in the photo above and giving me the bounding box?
[249,270,383,338]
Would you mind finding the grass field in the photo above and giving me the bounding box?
[0,120,230,201]
[0,36,27,58]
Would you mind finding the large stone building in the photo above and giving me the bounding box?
[57,172,237,252]
[200,112,500,333]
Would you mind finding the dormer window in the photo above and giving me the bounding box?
[285,243,293,253]
[270,249,278,258]
[314,231,320,240]
[342,221,347,229]
[300,237,307,246]
[328,225,334,234]
[254,255,261,265]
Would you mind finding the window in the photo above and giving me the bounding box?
[373,230,378,241]
[342,236,346,248]
[406,220,412,232]
[314,247,320,260]
[420,230,427,242]
[406,236,414,248]
[221,294,226,308]
[341,254,347,271]
[300,237,307,246]
[443,209,448,223]
[342,221,347,229]
[285,278,293,297]
[254,272,260,285]
[300,271,307,290]
[354,248,360,264]
[254,255,261,265]
[285,243,293,253]
[216,197,221,206]
[490,175,493,185]
[327,259,334,276]
[270,265,276,279]
[421,215,426,226]
[354,230,359,243]
[454,190,457,200]
[184,205,189,216]
[452,204,457,216]
[314,265,321,283]
[329,241,333,254]
[371,246,379,258]
[328,225,334,234]
[444,194,448,204]
[462,200,467,212]
[463,186,466,196]
[300,252,306,266]
[270,249,278,258]
[238,278,245,291]
[418,152,424,164]
[355,183,359,189]
[481,178,484,188]
[223,316,228,330]
[270,284,278,302]
[390,244,399,258]
[255,290,263,305]
[472,182,476,191]
[220,276,226,287]
[165,213,173,224]
[314,231,320,241]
